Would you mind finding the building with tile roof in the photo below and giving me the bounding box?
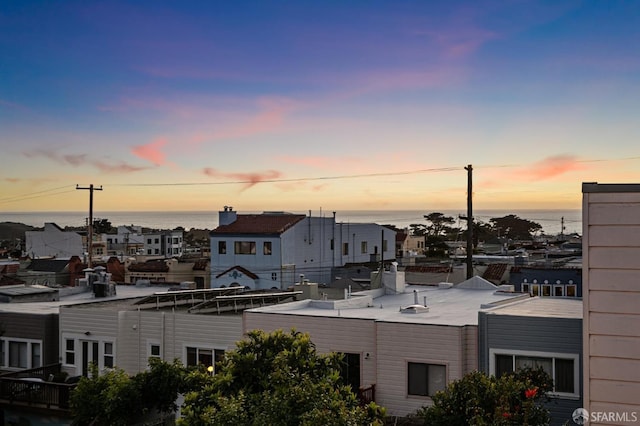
[209,207,397,290]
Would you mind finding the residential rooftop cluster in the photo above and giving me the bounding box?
[0,183,639,425]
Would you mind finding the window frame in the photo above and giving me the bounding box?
[489,348,579,398]
[0,337,43,370]
[234,241,256,255]
[407,361,447,398]
[218,241,227,254]
[263,241,272,255]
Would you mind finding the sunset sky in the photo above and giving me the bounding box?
[1,1,639,213]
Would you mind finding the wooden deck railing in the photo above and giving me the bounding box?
[0,363,76,412]
[358,384,376,405]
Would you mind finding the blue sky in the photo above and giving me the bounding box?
[1,1,639,212]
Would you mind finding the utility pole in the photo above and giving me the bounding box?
[76,184,103,268]
[465,165,473,279]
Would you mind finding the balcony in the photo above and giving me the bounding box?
[0,363,76,415]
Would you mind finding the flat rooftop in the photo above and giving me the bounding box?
[247,285,527,326]
[0,284,172,315]
[481,296,583,319]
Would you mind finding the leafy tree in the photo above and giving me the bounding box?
[416,368,552,426]
[179,329,386,426]
[70,359,185,426]
[70,364,141,426]
[409,223,427,236]
[424,212,456,238]
[489,215,542,240]
[93,218,115,234]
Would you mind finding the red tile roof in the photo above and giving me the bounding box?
[211,214,306,235]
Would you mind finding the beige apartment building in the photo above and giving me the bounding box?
[582,183,640,425]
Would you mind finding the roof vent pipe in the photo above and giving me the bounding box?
[414,289,418,305]
[299,274,305,285]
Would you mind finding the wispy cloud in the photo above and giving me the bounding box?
[22,148,147,174]
[202,168,282,190]
[132,138,168,166]
[524,155,586,180]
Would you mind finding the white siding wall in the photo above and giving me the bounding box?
[61,306,244,376]
[376,323,464,416]
[583,187,640,422]
[244,312,377,388]
[244,311,469,417]
[59,307,119,376]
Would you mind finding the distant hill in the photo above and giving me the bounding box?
[0,222,38,241]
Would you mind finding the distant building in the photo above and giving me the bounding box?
[509,266,582,297]
[25,223,83,259]
[582,183,640,418]
[209,207,396,290]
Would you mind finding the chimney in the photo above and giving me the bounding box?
[219,206,238,226]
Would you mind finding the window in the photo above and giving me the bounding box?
[234,241,256,255]
[0,341,4,367]
[65,339,75,365]
[218,241,227,254]
[330,239,334,250]
[407,362,446,397]
[530,284,540,296]
[264,241,272,255]
[361,241,368,254]
[554,285,564,297]
[187,347,225,372]
[490,350,578,397]
[104,342,114,368]
[271,272,277,281]
[147,238,152,244]
[542,285,551,297]
[149,344,161,359]
[173,237,179,244]
[9,341,27,368]
[339,353,361,391]
[522,283,530,293]
[155,248,160,254]
[342,242,349,256]
[32,343,41,368]
[383,239,388,252]
[566,285,577,297]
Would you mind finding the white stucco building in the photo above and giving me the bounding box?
[25,223,84,259]
[209,207,396,289]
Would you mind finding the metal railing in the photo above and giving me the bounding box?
[0,363,76,411]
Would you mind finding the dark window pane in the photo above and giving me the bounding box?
[408,362,428,396]
[555,358,574,393]
[495,354,513,378]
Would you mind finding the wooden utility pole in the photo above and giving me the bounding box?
[465,165,473,279]
[76,184,103,268]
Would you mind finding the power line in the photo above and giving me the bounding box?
[112,166,463,187]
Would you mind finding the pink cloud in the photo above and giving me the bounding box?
[132,138,168,166]
[524,155,586,180]
[202,168,283,190]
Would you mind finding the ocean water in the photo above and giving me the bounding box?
[0,209,582,236]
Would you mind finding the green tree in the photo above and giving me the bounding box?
[179,329,386,426]
[424,212,456,238]
[93,218,115,234]
[416,368,552,426]
[70,364,141,426]
[70,359,185,426]
[489,215,542,241]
